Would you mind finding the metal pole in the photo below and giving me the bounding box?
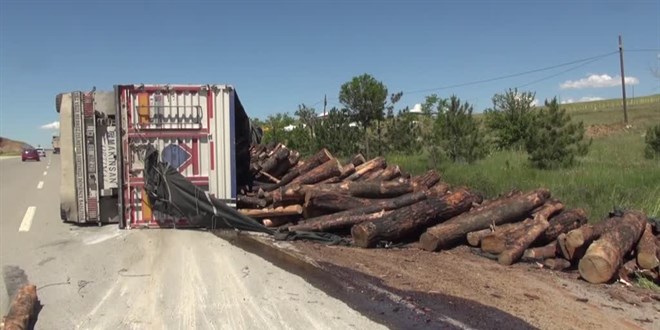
[618,35,628,124]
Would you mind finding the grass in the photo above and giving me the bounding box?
[636,277,660,292]
[386,97,660,221]
[0,151,20,156]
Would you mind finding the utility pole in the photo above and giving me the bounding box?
[323,94,327,117]
[618,35,628,124]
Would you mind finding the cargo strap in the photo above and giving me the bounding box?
[142,146,349,245]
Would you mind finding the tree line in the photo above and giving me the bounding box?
[254,73,599,169]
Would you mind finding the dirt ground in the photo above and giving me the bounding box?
[283,241,659,330]
[586,122,629,138]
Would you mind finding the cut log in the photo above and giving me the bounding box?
[239,205,303,218]
[558,216,621,261]
[272,150,300,178]
[467,222,519,248]
[259,147,290,175]
[266,149,334,191]
[263,216,297,228]
[636,222,659,270]
[498,202,563,265]
[237,195,268,209]
[374,165,401,181]
[351,153,366,166]
[288,184,451,232]
[272,180,415,206]
[303,191,373,216]
[538,208,588,244]
[578,210,647,284]
[288,158,343,186]
[618,259,638,282]
[351,189,480,248]
[291,210,393,232]
[522,241,558,261]
[543,258,572,271]
[411,170,442,190]
[259,171,281,184]
[419,189,551,252]
[2,284,38,330]
[361,168,386,181]
[345,157,387,181]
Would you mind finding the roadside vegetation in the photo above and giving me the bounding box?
[256,74,660,221]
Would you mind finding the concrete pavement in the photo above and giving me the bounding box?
[0,153,386,329]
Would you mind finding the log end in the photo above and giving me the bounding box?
[637,253,660,270]
[498,252,515,266]
[351,222,377,248]
[419,232,443,252]
[578,254,615,284]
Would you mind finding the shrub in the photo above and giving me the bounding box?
[525,98,591,169]
[485,88,537,150]
[644,124,660,159]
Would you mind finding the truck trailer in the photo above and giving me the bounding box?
[56,84,254,228]
[52,135,60,154]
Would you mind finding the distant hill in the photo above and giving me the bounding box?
[0,137,32,155]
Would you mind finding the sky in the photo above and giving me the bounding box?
[0,0,658,147]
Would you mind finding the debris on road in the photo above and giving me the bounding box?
[238,143,660,286]
[1,284,39,330]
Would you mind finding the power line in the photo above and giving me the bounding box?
[515,56,609,89]
[402,51,618,95]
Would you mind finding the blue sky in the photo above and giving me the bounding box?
[1,0,658,147]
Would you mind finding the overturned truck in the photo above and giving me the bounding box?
[56,84,258,228]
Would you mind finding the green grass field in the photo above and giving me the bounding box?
[388,94,660,221]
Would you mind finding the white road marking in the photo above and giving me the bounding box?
[19,207,37,232]
[37,181,44,189]
[46,166,50,170]
[43,171,47,176]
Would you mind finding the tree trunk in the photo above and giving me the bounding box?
[288,158,343,186]
[352,189,479,248]
[537,208,588,244]
[522,241,558,261]
[636,222,659,270]
[264,149,334,191]
[291,210,393,232]
[466,222,519,247]
[578,210,647,284]
[270,180,415,207]
[498,202,563,265]
[239,205,303,218]
[374,165,401,181]
[263,216,297,228]
[2,284,38,330]
[259,147,290,176]
[419,189,551,252]
[557,216,620,261]
[360,168,385,182]
[237,195,268,209]
[411,170,442,190]
[288,183,450,232]
[543,258,572,271]
[303,191,373,216]
[319,163,355,184]
[345,157,387,181]
[351,153,366,166]
[271,150,300,178]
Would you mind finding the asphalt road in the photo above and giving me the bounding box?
[0,153,386,330]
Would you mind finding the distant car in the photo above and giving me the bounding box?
[22,149,40,162]
[36,147,46,158]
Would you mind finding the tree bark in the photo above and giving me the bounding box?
[259,147,290,176]
[360,168,386,181]
[636,222,659,270]
[291,210,393,232]
[352,189,480,248]
[263,216,297,228]
[351,153,366,166]
[272,180,415,206]
[303,190,373,216]
[543,258,572,271]
[239,205,303,218]
[522,241,558,261]
[271,150,300,178]
[237,195,268,209]
[345,157,387,181]
[537,208,588,244]
[557,216,620,261]
[411,170,442,190]
[578,210,647,284]
[419,189,551,252]
[466,222,519,247]
[264,149,334,191]
[288,183,451,232]
[373,165,401,181]
[498,202,563,265]
[480,220,534,254]
[2,284,38,330]
[288,158,343,186]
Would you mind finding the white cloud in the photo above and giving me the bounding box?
[40,121,60,130]
[560,96,604,104]
[560,74,639,89]
[531,99,540,107]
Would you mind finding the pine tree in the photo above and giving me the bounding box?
[525,98,591,169]
[433,96,488,163]
[644,124,660,159]
[485,88,537,150]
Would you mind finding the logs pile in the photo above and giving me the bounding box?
[240,143,660,285]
